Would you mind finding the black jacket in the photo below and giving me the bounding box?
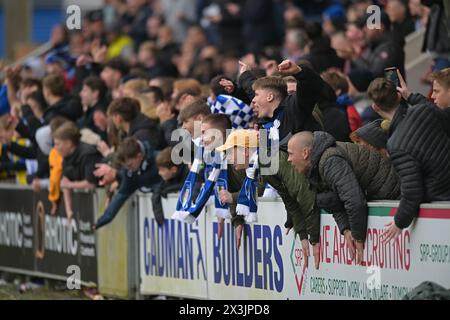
[308,131,400,241]
[95,141,161,229]
[407,92,450,138]
[387,102,450,229]
[239,65,324,149]
[128,112,162,150]
[43,96,83,124]
[62,142,103,185]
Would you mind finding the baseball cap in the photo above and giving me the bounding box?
[216,129,259,152]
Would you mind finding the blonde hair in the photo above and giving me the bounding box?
[252,76,288,101]
[431,68,450,88]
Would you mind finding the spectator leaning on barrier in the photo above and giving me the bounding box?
[94,136,161,230]
[200,113,253,247]
[287,131,400,264]
[217,129,321,270]
[179,98,212,140]
[53,121,102,223]
[171,101,211,202]
[46,117,68,215]
[28,116,67,209]
[367,76,450,242]
[151,147,189,225]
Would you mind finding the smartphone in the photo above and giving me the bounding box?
[384,67,400,87]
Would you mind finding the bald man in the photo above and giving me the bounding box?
[288,130,400,264]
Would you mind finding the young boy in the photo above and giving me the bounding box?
[217,129,321,269]
[201,114,251,246]
[176,98,211,164]
[178,98,211,140]
[94,136,161,230]
[47,117,68,215]
[151,147,190,224]
[52,121,103,223]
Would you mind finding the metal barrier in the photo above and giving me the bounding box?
[0,184,97,286]
[94,189,140,299]
[2,183,450,299]
[138,193,450,300]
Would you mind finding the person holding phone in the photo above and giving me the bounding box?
[367,74,450,243]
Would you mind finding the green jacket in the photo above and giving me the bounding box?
[262,150,320,244]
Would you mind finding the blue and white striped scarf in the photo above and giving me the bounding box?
[208,94,254,129]
[235,113,283,223]
[236,151,259,223]
[172,149,230,223]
